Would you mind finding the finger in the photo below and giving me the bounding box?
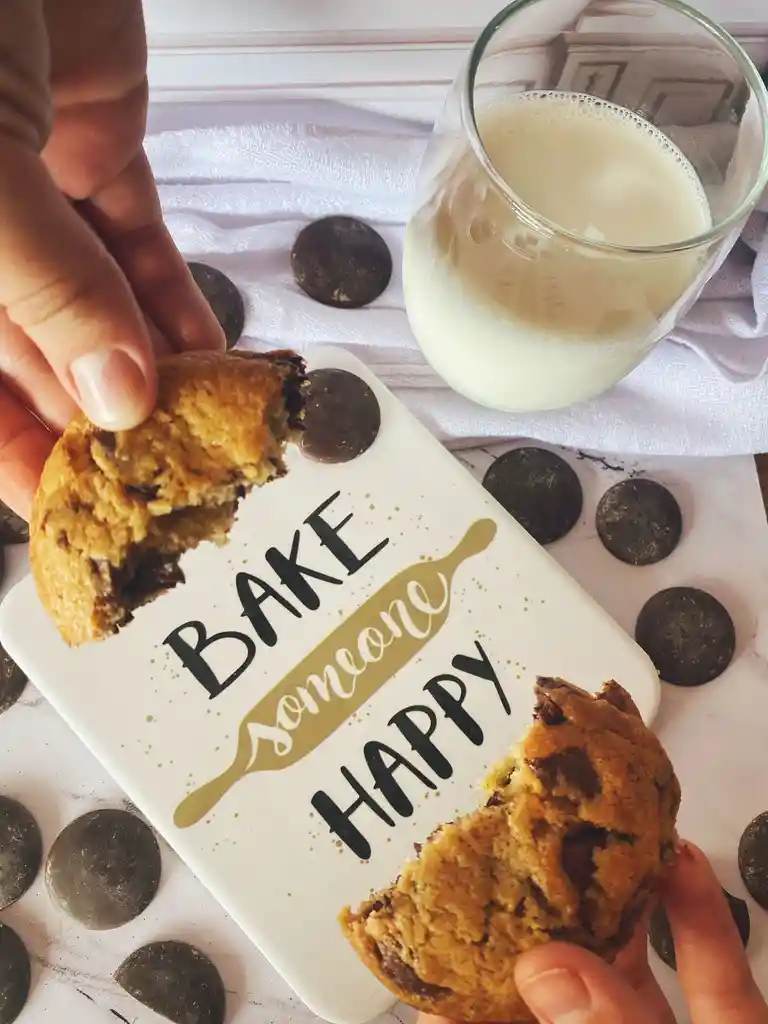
[0,384,56,519]
[0,138,156,430]
[78,147,226,353]
[0,314,76,432]
[613,916,676,1024]
[515,941,666,1023]
[663,842,768,1024]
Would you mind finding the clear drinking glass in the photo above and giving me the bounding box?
[402,0,768,412]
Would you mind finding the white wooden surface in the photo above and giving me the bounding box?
[143,0,768,118]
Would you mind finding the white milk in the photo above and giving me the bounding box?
[403,92,713,411]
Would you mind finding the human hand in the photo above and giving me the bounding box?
[0,0,224,519]
[418,841,768,1024]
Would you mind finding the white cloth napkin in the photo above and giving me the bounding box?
[145,99,768,456]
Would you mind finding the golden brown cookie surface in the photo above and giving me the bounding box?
[31,350,305,647]
[342,678,679,1023]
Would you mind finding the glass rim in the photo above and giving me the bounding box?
[460,0,768,255]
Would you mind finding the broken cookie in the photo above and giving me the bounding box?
[30,350,306,646]
[341,678,679,1023]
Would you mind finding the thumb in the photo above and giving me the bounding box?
[0,137,156,429]
[515,942,661,1024]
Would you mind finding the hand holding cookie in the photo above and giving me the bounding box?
[0,0,224,519]
[419,843,768,1024]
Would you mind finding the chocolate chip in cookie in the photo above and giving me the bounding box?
[116,941,226,1024]
[0,502,29,546]
[635,587,736,686]
[46,809,161,930]
[300,368,381,464]
[376,945,452,1000]
[291,216,393,308]
[649,888,749,969]
[482,448,583,546]
[739,811,768,909]
[0,797,42,911]
[188,263,246,349]
[596,479,682,566]
[0,647,26,717]
[0,924,30,1024]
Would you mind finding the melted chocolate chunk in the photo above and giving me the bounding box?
[0,924,30,1024]
[534,691,566,726]
[0,797,42,911]
[188,262,246,349]
[635,587,736,687]
[596,680,641,718]
[376,945,451,999]
[482,448,583,546]
[300,368,381,464]
[530,749,600,799]
[125,484,160,502]
[46,809,161,930]
[739,811,768,909]
[0,502,28,546]
[649,888,749,970]
[116,941,225,1024]
[291,216,393,309]
[0,647,27,717]
[596,478,682,566]
[561,825,609,890]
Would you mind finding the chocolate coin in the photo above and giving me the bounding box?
[596,478,682,566]
[46,809,161,929]
[0,924,30,1024]
[0,797,42,911]
[116,941,225,1024]
[188,263,245,350]
[635,586,736,686]
[291,216,392,308]
[482,447,583,545]
[300,368,381,463]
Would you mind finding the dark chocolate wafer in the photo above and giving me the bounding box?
[596,478,682,566]
[300,368,381,463]
[45,809,161,930]
[739,811,768,910]
[116,941,225,1024]
[649,887,749,969]
[635,586,735,686]
[0,647,26,717]
[482,447,583,545]
[0,797,42,911]
[0,503,28,545]
[188,263,246,349]
[291,216,392,308]
[0,924,30,1024]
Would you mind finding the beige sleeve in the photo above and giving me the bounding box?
[0,0,50,151]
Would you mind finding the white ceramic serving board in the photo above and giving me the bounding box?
[0,348,659,1024]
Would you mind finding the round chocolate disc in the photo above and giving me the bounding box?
[596,478,682,566]
[634,586,736,687]
[188,263,245,350]
[482,447,583,546]
[739,811,768,909]
[0,647,26,717]
[300,368,381,464]
[116,941,226,1024]
[0,503,28,546]
[45,809,161,930]
[291,216,393,308]
[649,887,749,970]
[0,797,42,911]
[0,924,30,1024]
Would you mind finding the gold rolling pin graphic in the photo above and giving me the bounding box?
[175,518,497,828]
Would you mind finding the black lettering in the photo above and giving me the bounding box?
[311,766,395,859]
[388,706,452,780]
[163,621,255,699]
[265,530,342,609]
[235,573,302,645]
[364,741,437,817]
[424,674,484,745]
[452,642,510,715]
[305,492,388,575]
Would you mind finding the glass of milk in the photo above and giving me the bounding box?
[403,0,768,412]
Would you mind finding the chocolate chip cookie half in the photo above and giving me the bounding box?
[341,678,679,1023]
[30,350,306,647]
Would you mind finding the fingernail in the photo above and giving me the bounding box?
[70,350,150,429]
[517,968,592,1023]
